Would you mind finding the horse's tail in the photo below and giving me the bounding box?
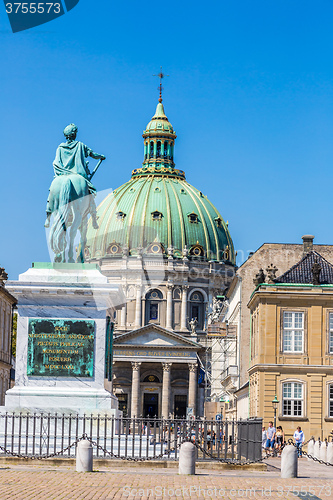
[49,177,73,255]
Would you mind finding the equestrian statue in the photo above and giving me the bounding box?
[45,123,105,263]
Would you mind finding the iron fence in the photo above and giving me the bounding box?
[0,412,262,462]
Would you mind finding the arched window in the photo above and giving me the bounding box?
[149,141,154,158]
[145,289,163,323]
[143,375,160,383]
[156,141,161,158]
[164,142,168,159]
[144,142,148,159]
[282,381,303,417]
[189,291,204,330]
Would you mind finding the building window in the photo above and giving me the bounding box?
[329,384,333,417]
[156,141,161,158]
[329,313,333,354]
[145,289,163,323]
[282,311,304,353]
[164,142,168,159]
[189,291,204,330]
[282,382,303,416]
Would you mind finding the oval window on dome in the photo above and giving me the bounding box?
[154,187,161,193]
[190,245,204,257]
[129,188,135,193]
[180,189,186,194]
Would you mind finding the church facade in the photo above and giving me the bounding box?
[85,97,235,417]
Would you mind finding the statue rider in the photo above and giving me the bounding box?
[44,123,105,229]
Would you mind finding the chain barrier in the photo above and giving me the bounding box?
[287,439,333,467]
[0,433,183,462]
[190,439,273,466]
[0,434,86,460]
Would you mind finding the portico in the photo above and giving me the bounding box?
[112,325,202,418]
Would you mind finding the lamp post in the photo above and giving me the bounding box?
[272,395,279,429]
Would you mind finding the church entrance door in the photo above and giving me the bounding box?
[174,395,187,418]
[143,393,159,418]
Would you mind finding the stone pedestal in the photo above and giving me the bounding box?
[3,263,125,415]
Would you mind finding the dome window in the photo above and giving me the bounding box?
[116,211,126,221]
[147,242,163,254]
[214,217,222,228]
[106,242,121,255]
[164,142,168,159]
[156,141,161,158]
[154,187,161,193]
[149,141,154,158]
[180,189,186,194]
[190,244,204,257]
[151,210,163,221]
[188,212,199,224]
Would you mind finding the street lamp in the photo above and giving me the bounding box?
[272,395,279,428]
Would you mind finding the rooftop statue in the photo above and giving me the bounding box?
[45,124,105,263]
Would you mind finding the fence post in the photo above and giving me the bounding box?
[327,442,333,465]
[76,439,93,472]
[313,440,320,460]
[281,445,298,478]
[320,439,327,462]
[307,438,314,461]
[179,442,196,475]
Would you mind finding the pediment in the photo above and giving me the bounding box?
[114,325,201,349]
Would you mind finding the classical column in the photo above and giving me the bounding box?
[180,285,189,331]
[188,363,197,416]
[166,284,173,330]
[131,362,141,418]
[135,285,142,328]
[161,362,172,418]
[120,303,126,328]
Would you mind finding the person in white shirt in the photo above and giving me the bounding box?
[293,426,305,457]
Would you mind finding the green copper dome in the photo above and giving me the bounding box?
[85,100,235,264]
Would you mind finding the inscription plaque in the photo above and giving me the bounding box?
[27,318,95,377]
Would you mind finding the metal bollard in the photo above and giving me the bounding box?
[179,441,196,475]
[281,445,298,478]
[307,438,314,461]
[76,440,93,472]
[320,440,327,462]
[313,440,320,460]
[327,442,333,465]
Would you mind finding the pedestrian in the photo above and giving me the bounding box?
[265,421,276,455]
[293,426,305,458]
[262,426,267,451]
[275,426,285,456]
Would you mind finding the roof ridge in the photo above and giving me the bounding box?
[275,250,333,284]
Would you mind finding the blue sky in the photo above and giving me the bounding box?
[1,0,333,278]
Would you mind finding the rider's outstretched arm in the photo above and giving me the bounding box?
[89,150,106,160]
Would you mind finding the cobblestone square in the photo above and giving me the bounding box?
[0,458,332,500]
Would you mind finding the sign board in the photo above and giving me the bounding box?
[215,413,222,421]
[27,318,95,377]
